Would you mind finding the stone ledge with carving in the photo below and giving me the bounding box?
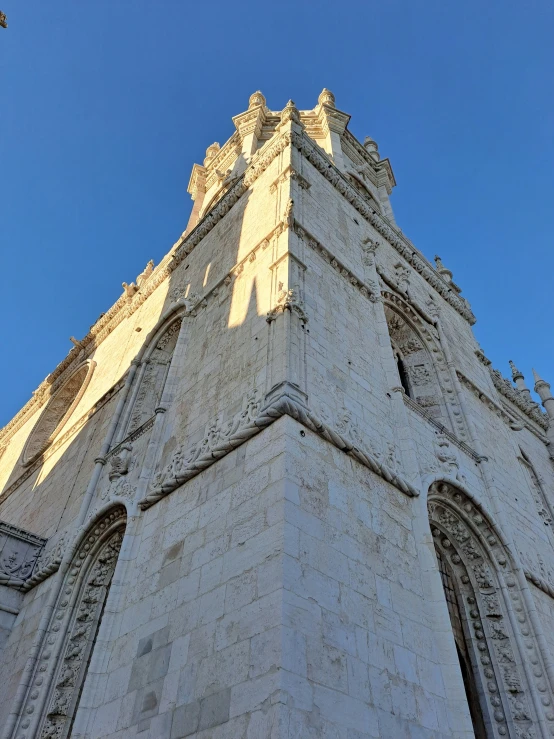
[140,391,418,509]
[489,367,548,430]
[0,521,47,589]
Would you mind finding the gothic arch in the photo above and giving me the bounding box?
[123,315,183,435]
[22,360,96,466]
[518,448,553,531]
[428,480,554,738]
[383,293,451,420]
[14,506,126,739]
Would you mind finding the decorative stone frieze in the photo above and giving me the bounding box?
[429,482,554,737]
[490,368,547,430]
[0,521,46,588]
[14,507,126,739]
[140,390,418,509]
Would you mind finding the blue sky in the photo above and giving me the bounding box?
[1,1,553,426]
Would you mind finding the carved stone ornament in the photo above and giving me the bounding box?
[428,482,554,736]
[141,390,417,509]
[0,521,46,588]
[14,507,126,739]
[266,286,308,324]
[22,361,96,466]
[127,319,182,434]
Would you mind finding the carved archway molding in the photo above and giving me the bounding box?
[22,360,96,467]
[382,290,468,441]
[428,480,554,738]
[12,506,127,739]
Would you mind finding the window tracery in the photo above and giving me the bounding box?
[23,361,95,466]
[384,304,447,422]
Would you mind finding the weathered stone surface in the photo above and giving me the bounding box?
[0,90,553,739]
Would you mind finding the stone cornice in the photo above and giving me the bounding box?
[457,371,548,442]
[289,130,476,325]
[489,367,548,430]
[139,391,419,510]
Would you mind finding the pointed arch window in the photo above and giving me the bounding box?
[384,304,448,423]
[23,361,95,466]
[519,450,553,528]
[123,318,182,436]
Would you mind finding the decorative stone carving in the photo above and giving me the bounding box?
[433,432,460,477]
[361,238,379,268]
[0,521,46,588]
[127,319,182,434]
[490,368,547,430]
[141,391,417,509]
[108,442,132,481]
[15,508,126,739]
[429,482,554,736]
[266,286,308,324]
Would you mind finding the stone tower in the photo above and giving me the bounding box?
[0,90,554,739]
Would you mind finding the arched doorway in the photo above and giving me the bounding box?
[428,481,553,738]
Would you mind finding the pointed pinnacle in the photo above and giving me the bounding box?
[509,360,523,380]
[532,368,543,385]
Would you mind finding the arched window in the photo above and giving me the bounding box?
[15,507,126,738]
[125,318,182,435]
[23,361,95,465]
[519,450,553,528]
[384,305,447,421]
[428,481,552,737]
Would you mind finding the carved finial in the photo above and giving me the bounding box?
[203,142,220,166]
[122,282,138,298]
[509,360,523,381]
[434,255,453,284]
[0,11,7,28]
[510,360,531,397]
[533,368,546,387]
[280,100,301,126]
[318,88,336,108]
[248,91,266,109]
[363,136,380,161]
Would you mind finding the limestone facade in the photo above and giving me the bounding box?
[0,90,553,738]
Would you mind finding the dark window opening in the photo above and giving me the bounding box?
[396,354,411,398]
[437,548,488,739]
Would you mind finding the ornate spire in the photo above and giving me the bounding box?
[363,136,380,162]
[318,88,336,108]
[434,255,453,284]
[203,142,220,167]
[248,91,266,109]
[533,369,554,456]
[279,100,301,127]
[509,361,531,398]
[509,360,523,381]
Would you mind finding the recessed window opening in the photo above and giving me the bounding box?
[395,353,411,398]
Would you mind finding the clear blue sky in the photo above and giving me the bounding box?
[1,1,553,426]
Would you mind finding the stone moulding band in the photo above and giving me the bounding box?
[139,393,419,510]
[525,569,554,600]
[402,394,481,462]
[457,371,548,439]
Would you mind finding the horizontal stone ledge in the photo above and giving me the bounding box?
[139,393,419,510]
